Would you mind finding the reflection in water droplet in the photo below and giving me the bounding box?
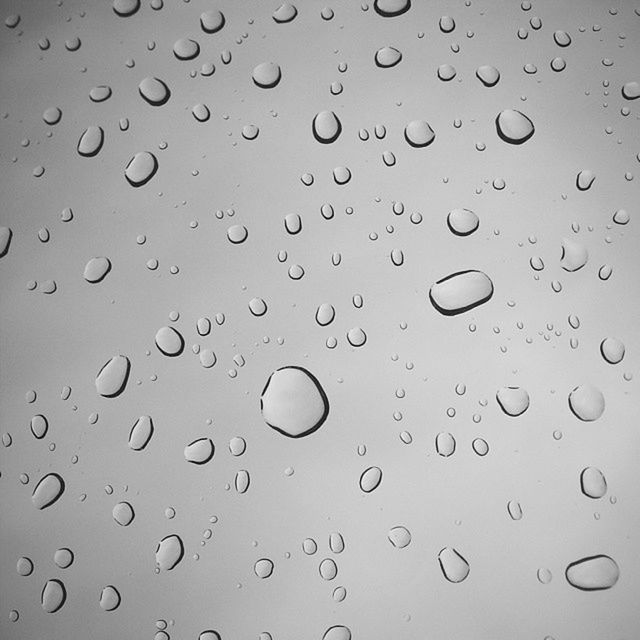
[32,473,65,509]
[261,366,329,438]
[388,526,412,548]
[568,385,605,421]
[155,535,184,571]
[580,467,607,498]
[565,555,619,590]
[429,270,494,315]
[359,466,382,493]
[438,547,470,582]
[496,387,530,416]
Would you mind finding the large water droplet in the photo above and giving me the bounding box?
[622,81,640,100]
[447,209,479,236]
[138,77,170,106]
[124,152,158,187]
[83,257,111,283]
[404,120,435,147]
[373,0,410,17]
[495,109,535,144]
[99,585,121,611]
[77,126,104,157]
[375,46,402,68]
[30,414,48,439]
[560,238,588,271]
[568,385,605,421]
[254,558,274,578]
[200,10,225,33]
[155,326,184,356]
[252,62,282,88]
[565,555,619,590]
[388,526,412,548]
[41,579,66,613]
[438,547,470,583]
[580,467,607,499]
[496,386,530,416]
[429,270,494,315]
[600,338,625,364]
[435,432,456,457]
[32,473,65,509]
[312,111,342,143]
[476,65,500,87]
[96,355,131,397]
[173,38,200,60]
[359,466,382,493]
[576,170,596,191]
[235,469,250,493]
[329,532,345,553]
[113,0,140,17]
[155,535,184,571]
[184,438,214,464]
[273,3,297,23]
[319,558,338,580]
[113,501,135,526]
[129,415,153,450]
[260,366,329,438]
[315,303,335,326]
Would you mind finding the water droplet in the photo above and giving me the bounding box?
[496,109,535,144]
[472,438,489,456]
[200,10,225,33]
[429,270,494,315]
[622,81,640,100]
[374,0,410,17]
[359,466,382,493]
[553,30,572,47]
[507,500,523,521]
[261,366,329,438]
[273,3,298,23]
[565,555,619,590]
[235,469,250,493]
[447,208,479,236]
[129,415,153,450]
[319,558,338,580]
[17,557,33,576]
[83,257,111,283]
[227,224,248,244]
[375,46,402,68]
[329,532,345,553]
[600,338,625,364]
[476,65,500,87]
[404,120,435,147]
[113,0,140,17]
[43,107,62,125]
[322,626,352,640]
[576,169,596,191]
[32,473,65,510]
[388,526,411,548]
[252,62,282,88]
[613,209,629,225]
[89,85,112,102]
[155,326,184,356]
[184,438,214,464]
[53,548,74,569]
[435,432,456,457]
[30,414,48,439]
[302,538,317,555]
[173,38,200,60]
[496,386,530,416]
[439,15,455,32]
[580,467,607,498]
[99,585,121,611]
[124,151,158,187]
[346,327,367,347]
[77,126,104,157]
[438,547,470,583]
[139,77,171,106]
[113,501,135,526]
[312,110,342,143]
[568,385,605,421]
[41,579,66,613]
[437,63,457,81]
[156,535,184,571]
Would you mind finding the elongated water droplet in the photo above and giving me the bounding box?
[284,213,302,234]
[155,535,184,571]
[438,547,470,582]
[77,126,104,157]
[138,77,170,105]
[312,111,342,143]
[32,473,65,509]
[429,270,494,315]
[84,257,111,283]
[235,469,250,493]
[316,303,335,326]
[124,152,158,187]
[565,555,619,590]
[436,432,456,457]
[329,532,345,553]
[129,415,153,450]
[155,326,184,356]
[96,355,130,397]
[507,500,523,521]
[580,467,607,498]
[17,557,33,576]
[261,366,329,438]
[359,466,382,493]
[184,438,214,464]
[41,579,66,613]
[30,414,48,439]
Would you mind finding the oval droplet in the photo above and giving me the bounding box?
[359,466,382,493]
[495,109,535,144]
[129,415,153,450]
[476,65,500,87]
[447,208,479,236]
[507,500,523,521]
[312,110,342,144]
[99,585,121,611]
[435,432,456,457]
[30,414,48,439]
[580,467,607,499]
[438,547,470,583]
[329,532,345,553]
[252,62,282,88]
[227,224,248,244]
[155,535,184,571]
[138,77,170,106]
[373,0,410,17]
[374,46,402,68]
[565,555,619,591]
[83,257,111,283]
[568,385,605,422]
[560,238,588,272]
[322,626,352,640]
[319,558,338,580]
[235,469,250,493]
[273,3,297,23]
[429,270,494,316]
[32,473,65,510]
[41,579,66,613]
[346,327,367,347]
[124,151,158,187]
[155,326,184,356]
[184,438,214,465]
[77,126,104,157]
[600,338,625,364]
[173,38,200,60]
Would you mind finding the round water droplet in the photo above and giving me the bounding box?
[359,466,382,493]
[496,386,530,416]
[139,77,170,106]
[429,270,494,315]
[323,626,351,640]
[32,473,65,509]
[17,557,33,576]
[315,303,335,326]
[284,213,302,234]
[252,62,282,88]
[439,15,455,32]
[553,30,572,47]
[312,111,342,143]
[227,224,248,244]
[495,109,535,144]
[99,585,121,611]
[129,415,153,450]
[388,526,411,548]
[199,632,221,640]
[200,349,217,368]
[124,152,158,187]
[113,0,140,17]
[568,385,605,421]
[333,166,351,184]
[229,436,246,456]
[472,438,489,456]
[600,338,625,364]
[375,46,402,68]
[242,124,259,140]
[302,538,317,555]
[173,38,200,60]
[476,65,500,87]
[261,366,329,438]
[41,579,66,613]
[613,209,629,225]
[438,547,470,583]
[184,438,214,464]
[249,297,268,316]
[53,548,73,569]
[43,107,62,125]
[155,326,184,356]
[447,208,479,236]
[437,63,457,81]
[200,10,225,33]
[565,555,619,590]
[319,558,338,580]
[622,81,640,100]
[580,467,607,499]
[113,501,135,526]
[83,257,111,283]
[77,126,104,157]
[155,535,184,571]
[404,120,435,147]
[89,85,112,102]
